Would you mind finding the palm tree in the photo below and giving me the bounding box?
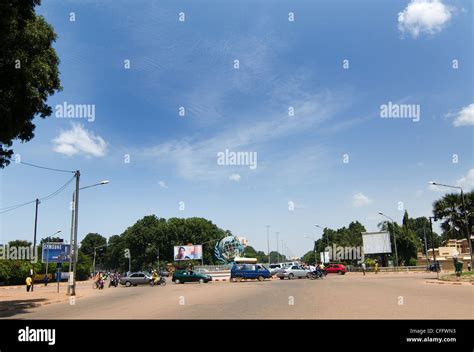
[432,192,474,242]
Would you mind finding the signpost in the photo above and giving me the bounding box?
[42,243,70,293]
[56,263,62,293]
[42,243,71,263]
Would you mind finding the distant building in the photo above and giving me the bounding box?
[417,238,471,270]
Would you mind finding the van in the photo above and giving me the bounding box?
[230,263,271,282]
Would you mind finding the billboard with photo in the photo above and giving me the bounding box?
[173,245,203,260]
[42,243,71,263]
[362,231,392,254]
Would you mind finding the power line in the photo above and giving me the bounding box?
[0,199,37,213]
[0,175,76,215]
[20,161,75,174]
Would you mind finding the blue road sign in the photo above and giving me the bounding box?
[42,243,71,263]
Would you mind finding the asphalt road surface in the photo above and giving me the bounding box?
[6,273,474,319]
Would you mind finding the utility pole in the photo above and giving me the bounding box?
[276,232,280,263]
[68,170,80,296]
[429,216,439,279]
[32,198,39,292]
[266,225,271,265]
[423,226,429,267]
[67,192,75,295]
[460,190,473,268]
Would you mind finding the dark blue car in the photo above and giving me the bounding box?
[230,264,271,282]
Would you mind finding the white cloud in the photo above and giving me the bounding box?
[353,192,372,208]
[138,91,340,182]
[229,174,241,182]
[452,103,474,127]
[52,123,107,157]
[456,169,474,190]
[398,0,453,38]
[158,180,168,188]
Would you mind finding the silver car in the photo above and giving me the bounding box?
[120,272,152,287]
[276,265,310,280]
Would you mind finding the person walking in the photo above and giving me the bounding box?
[361,262,366,276]
[467,261,471,272]
[26,275,33,292]
[374,260,379,274]
[43,274,49,286]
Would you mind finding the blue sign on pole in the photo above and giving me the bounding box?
[42,243,71,263]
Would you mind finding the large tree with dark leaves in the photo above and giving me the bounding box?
[0,0,61,167]
[433,192,474,241]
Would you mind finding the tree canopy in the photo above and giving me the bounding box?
[0,0,61,167]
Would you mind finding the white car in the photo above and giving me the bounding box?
[269,264,284,276]
[276,265,310,279]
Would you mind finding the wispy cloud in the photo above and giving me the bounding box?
[398,0,454,38]
[352,192,372,208]
[450,103,474,127]
[158,180,168,188]
[52,123,107,157]
[456,169,474,190]
[229,174,241,182]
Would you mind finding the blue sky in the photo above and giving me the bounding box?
[1,0,473,257]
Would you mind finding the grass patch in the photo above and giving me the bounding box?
[440,271,474,282]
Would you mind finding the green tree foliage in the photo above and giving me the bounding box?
[314,221,366,254]
[79,233,106,257]
[432,191,474,241]
[301,250,317,265]
[95,215,229,272]
[0,0,62,167]
[401,214,441,252]
[78,233,107,271]
[378,211,419,266]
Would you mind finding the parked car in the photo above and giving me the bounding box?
[269,264,284,276]
[230,264,271,282]
[120,272,152,287]
[325,263,347,275]
[194,268,210,274]
[276,265,310,279]
[159,270,170,277]
[172,270,212,284]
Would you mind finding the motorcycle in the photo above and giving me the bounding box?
[109,277,119,288]
[427,263,441,273]
[150,277,166,287]
[308,270,325,280]
[94,279,104,289]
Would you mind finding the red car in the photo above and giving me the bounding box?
[325,264,347,275]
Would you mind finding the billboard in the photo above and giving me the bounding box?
[174,245,202,260]
[42,243,71,263]
[362,231,392,254]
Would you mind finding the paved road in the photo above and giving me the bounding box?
[6,273,474,319]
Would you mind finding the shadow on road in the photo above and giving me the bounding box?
[0,298,47,318]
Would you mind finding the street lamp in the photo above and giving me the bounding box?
[429,181,473,266]
[315,224,329,248]
[266,225,271,265]
[275,232,280,263]
[304,235,317,264]
[315,224,330,263]
[68,179,109,296]
[93,244,108,277]
[428,216,439,279]
[378,212,399,271]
